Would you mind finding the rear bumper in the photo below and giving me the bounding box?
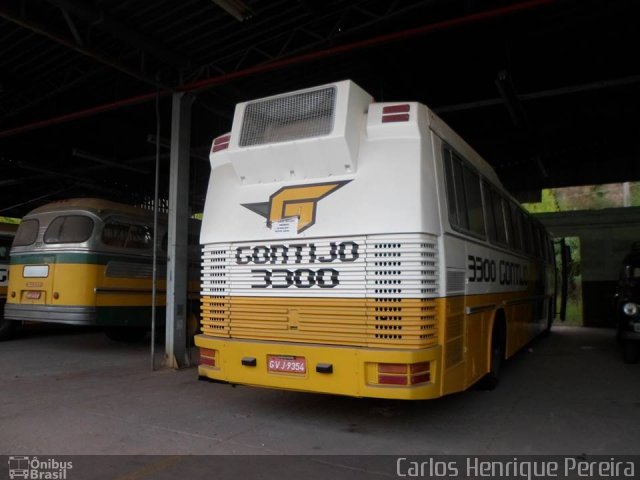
[194,334,442,400]
[4,304,97,325]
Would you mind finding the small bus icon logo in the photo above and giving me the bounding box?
[8,456,29,479]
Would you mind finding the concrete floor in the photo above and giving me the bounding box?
[1,325,639,477]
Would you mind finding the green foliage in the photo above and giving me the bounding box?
[0,217,20,224]
[522,188,560,213]
[525,182,640,214]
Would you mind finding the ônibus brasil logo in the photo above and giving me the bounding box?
[8,456,72,479]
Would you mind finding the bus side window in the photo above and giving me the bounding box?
[443,148,462,228]
[444,146,487,237]
[503,198,516,249]
[490,189,508,245]
[126,225,153,250]
[533,225,544,259]
[102,222,129,248]
[483,182,497,243]
[462,164,485,237]
[509,203,524,252]
[522,218,534,255]
[451,155,469,230]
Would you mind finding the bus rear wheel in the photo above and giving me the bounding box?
[0,303,18,341]
[477,321,506,391]
[0,318,18,341]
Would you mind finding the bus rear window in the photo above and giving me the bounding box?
[44,216,94,244]
[13,219,39,246]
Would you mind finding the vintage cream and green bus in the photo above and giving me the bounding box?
[195,80,555,400]
[3,198,199,342]
[0,222,18,340]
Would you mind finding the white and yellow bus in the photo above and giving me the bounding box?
[195,80,555,400]
[3,198,200,342]
[0,222,18,340]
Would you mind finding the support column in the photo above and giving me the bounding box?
[165,92,193,369]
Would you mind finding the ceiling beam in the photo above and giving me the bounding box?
[72,149,151,175]
[146,135,210,161]
[0,3,167,90]
[0,0,563,138]
[46,0,189,71]
[436,73,640,114]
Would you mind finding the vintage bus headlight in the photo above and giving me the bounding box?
[622,302,639,316]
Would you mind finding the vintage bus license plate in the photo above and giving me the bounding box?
[267,355,306,374]
[25,291,42,300]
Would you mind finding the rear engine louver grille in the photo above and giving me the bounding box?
[200,234,438,348]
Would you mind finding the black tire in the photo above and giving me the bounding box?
[622,340,640,364]
[0,318,17,341]
[0,302,18,341]
[105,327,148,343]
[477,323,505,391]
[187,312,200,338]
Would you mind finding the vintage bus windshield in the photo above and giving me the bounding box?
[44,215,94,244]
[13,219,39,247]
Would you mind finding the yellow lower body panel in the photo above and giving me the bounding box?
[195,334,442,400]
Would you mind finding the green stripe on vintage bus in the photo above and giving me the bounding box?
[10,252,157,265]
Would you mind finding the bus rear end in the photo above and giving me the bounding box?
[196,81,444,399]
[5,209,101,326]
[0,223,18,340]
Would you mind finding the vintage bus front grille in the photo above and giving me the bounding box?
[200,234,438,348]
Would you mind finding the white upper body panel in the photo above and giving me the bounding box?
[200,80,499,245]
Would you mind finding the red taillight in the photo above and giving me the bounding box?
[410,362,430,374]
[410,373,430,385]
[378,363,407,374]
[211,134,231,153]
[378,374,408,386]
[382,104,410,114]
[200,348,216,367]
[382,104,410,123]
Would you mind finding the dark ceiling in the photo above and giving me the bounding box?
[1,0,638,218]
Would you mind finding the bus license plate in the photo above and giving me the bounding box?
[267,355,306,374]
[25,291,41,299]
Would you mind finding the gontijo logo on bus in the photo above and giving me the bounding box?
[242,180,351,233]
[239,180,355,288]
[237,241,359,288]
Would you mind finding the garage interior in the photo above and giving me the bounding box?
[1,0,639,463]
